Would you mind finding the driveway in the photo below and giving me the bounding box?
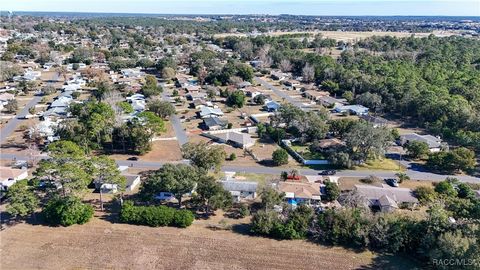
[161,90,188,146]
[254,77,311,111]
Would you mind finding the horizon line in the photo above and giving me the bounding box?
[3,10,480,18]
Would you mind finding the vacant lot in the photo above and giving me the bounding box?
[214,30,453,42]
[0,217,384,270]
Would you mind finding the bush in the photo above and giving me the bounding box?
[229,153,236,161]
[120,201,194,228]
[42,197,94,226]
[173,209,195,228]
[272,148,289,166]
[360,175,381,184]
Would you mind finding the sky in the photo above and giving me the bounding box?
[1,0,479,16]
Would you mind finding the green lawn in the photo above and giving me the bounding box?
[290,142,326,160]
[355,158,406,171]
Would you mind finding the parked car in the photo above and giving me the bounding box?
[154,192,175,201]
[319,170,336,176]
[127,156,139,161]
[385,178,399,187]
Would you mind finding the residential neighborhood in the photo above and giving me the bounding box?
[0,5,479,270]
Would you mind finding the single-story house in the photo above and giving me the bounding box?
[278,182,325,206]
[283,80,301,90]
[212,131,256,149]
[203,117,228,131]
[50,96,73,108]
[199,106,224,118]
[220,180,258,202]
[303,90,329,102]
[126,93,145,102]
[360,115,388,127]
[334,104,369,115]
[399,133,443,152]
[0,167,28,191]
[265,100,281,112]
[23,70,42,81]
[121,68,144,78]
[124,174,141,192]
[318,95,346,107]
[131,99,146,111]
[354,184,418,212]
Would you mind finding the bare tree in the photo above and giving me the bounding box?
[302,63,315,83]
[279,59,292,72]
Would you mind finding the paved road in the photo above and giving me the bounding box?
[0,95,43,144]
[255,77,311,111]
[2,152,478,183]
[161,88,188,146]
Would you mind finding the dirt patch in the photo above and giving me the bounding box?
[0,217,375,270]
[111,140,182,162]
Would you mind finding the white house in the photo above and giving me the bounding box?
[220,180,258,202]
[0,167,28,191]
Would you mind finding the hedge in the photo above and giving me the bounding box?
[120,201,194,228]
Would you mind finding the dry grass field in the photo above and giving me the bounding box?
[214,30,454,42]
[0,215,403,270]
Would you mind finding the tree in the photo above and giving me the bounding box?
[302,63,315,83]
[344,121,392,162]
[147,99,175,119]
[42,196,94,226]
[226,90,246,108]
[34,141,91,198]
[140,164,198,207]
[429,231,479,270]
[253,94,266,105]
[279,59,292,72]
[434,180,458,197]
[4,99,18,113]
[256,123,267,138]
[405,141,430,159]
[137,111,166,137]
[457,183,475,199]
[181,142,226,171]
[414,186,437,205]
[196,175,232,214]
[141,75,162,97]
[272,148,289,166]
[6,180,39,219]
[427,148,476,173]
[91,156,126,211]
[41,84,56,95]
[260,186,284,210]
[161,67,176,80]
[355,92,382,113]
[324,182,340,202]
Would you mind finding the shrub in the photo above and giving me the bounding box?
[43,197,94,226]
[229,153,236,161]
[120,201,194,228]
[272,148,289,166]
[360,175,380,184]
[173,209,195,228]
[238,203,250,218]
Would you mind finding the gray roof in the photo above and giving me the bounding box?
[204,117,227,128]
[400,133,442,148]
[220,180,258,193]
[214,131,256,147]
[123,174,140,186]
[378,194,398,208]
[355,185,418,204]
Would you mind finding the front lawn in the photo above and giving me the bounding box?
[290,142,326,160]
[355,158,406,171]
